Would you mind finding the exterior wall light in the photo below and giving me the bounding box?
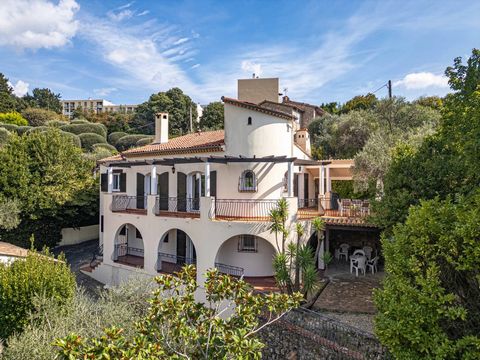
[172,165,176,174]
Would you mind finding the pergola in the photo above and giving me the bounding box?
[104,155,331,197]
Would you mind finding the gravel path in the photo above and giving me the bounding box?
[317,310,375,334]
[54,239,103,293]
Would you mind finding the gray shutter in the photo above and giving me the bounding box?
[101,173,108,192]
[120,173,127,192]
[211,171,217,197]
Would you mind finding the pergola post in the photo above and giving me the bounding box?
[107,167,113,193]
[326,165,331,193]
[151,165,158,195]
[319,165,325,196]
[287,161,293,197]
[205,161,211,197]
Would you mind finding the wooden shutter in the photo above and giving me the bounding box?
[100,173,108,192]
[210,171,217,197]
[120,173,127,192]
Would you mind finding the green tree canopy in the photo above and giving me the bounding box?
[199,101,224,130]
[445,48,480,98]
[132,87,198,136]
[341,93,378,114]
[0,111,28,126]
[0,73,20,113]
[21,107,63,126]
[23,88,62,113]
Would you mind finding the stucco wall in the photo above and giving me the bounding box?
[59,224,99,246]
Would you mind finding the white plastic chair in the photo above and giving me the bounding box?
[362,246,373,260]
[351,256,366,277]
[367,256,378,274]
[351,249,365,258]
[338,243,350,261]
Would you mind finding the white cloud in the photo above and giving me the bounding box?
[94,87,117,96]
[173,37,189,46]
[8,80,30,97]
[394,72,449,89]
[137,10,149,16]
[108,9,134,22]
[241,61,262,77]
[191,64,200,69]
[0,0,79,50]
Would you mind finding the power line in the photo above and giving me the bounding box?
[372,83,387,94]
[372,80,393,99]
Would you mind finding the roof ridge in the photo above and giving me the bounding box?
[222,96,296,120]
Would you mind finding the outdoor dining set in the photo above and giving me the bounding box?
[335,244,379,277]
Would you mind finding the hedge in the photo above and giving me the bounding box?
[92,143,117,153]
[0,127,11,146]
[16,126,33,135]
[60,123,107,138]
[0,112,28,126]
[0,249,76,339]
[136,137,154,146]
[116,134,152,151]
[78,132,107,151]
[21,108,61,127]
[0,123,19,132]
[25,126,50,134]
[60,131,82,148]
[46,120,69,128]
[107,131,128,145]
[71,119,90,125]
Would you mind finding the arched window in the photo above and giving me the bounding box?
[247,116,252,125]
[239,170,257,192]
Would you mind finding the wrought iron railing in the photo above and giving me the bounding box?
[298,198,319,209]
[112,195,147,212]
[318,195,370,218]
[215,262,244,277]
[157,252,196,273]
[297,198,320,219]
[154,197,200,215]
[213,199,278,221]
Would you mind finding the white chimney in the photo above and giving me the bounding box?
[154,113,169,144]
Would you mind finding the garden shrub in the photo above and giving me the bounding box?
[60,131,81,148]
[0,123,18,132]
[60,123,107,138]
[0,127,11,146]
[78,133,107,151]
[46,120,69,128]
[107,131,127,145]
[70,119,90,125]
[136,136,154,146]
[25,126,49,134]
[15,126,33,135]
[92,143,117,153]
[0,112,28,126]
[3,275,154,360]
[0,248,76,340]
[21,108,61,127]
[116,134,151,151]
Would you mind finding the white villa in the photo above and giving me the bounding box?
[91,95,377,287]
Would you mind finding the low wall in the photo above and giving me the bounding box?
[59,224,99,246]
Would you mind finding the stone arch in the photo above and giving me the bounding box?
[112,223,145,268]
[214,234,276,277]
[156,228,197,274]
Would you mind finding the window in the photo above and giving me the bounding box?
[247,116,252,125]
[112,173,121,191]
[239,170,257,192]
[238,235,257,252]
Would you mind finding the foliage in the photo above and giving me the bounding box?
[23,88,62,113]
[46,119,68,128]
[136,137,154,146]
[413,96,444,110]
[445,48,480,98]
[0,112,28,126]
[0,127,11,146]
[199,101,224,130]
[73,109,134,134]
[92,143,117,153]
[60,123,107,138]
[21,107,62,127]
[59,131,81,148]
[108,131,128,145]
[55,266,301,359]
[78,132,107,152]
[0,197,21,230]
[25,125,49,134]
[374,194,480,359]
[0,123,18,132]
[0,73,21,113]
[341,93,377,114]
[308,115,334,159]
[319,101,340,114]
[0,129,96,247]
[132,87,198,136]
[0,248,76,340]
[70,118,90,124]
[268,198,289,253]
[331,180,373,199]
[116,134,151,151]
[15,126,32,135]
[3,275,154,360]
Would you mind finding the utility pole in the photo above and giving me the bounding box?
[388,80,392,99]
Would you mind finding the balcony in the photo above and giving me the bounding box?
[297,198,320,220]
[213,199,278,222]
[154,197,200,218]
[215,262,245,277]
[113,244,144,268]
[157,252,196,274]
[112,195,147,215]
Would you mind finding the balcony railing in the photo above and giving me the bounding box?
[113,244,144,268]
[297,198,320,219]
[318,195,370,218]
[154,197,200,217]
[112,195,147,213]
[213,199,278,221]
[215,262,245,277]
[157,252,196,273]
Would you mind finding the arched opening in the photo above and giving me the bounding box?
[157,229,197,274]
[215,234,276,277]
[113,223,144,268]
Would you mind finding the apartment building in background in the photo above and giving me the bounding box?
[61,99,138,118]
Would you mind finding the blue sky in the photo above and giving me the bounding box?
[0,0,479,105]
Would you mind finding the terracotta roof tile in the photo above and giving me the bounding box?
[222,97,296,120]
[0,242,28,258]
